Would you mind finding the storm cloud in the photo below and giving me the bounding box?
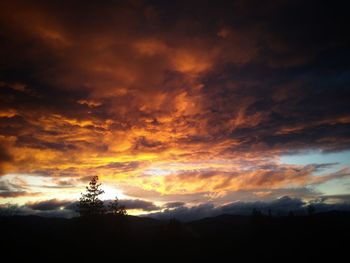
[0,0,350,212]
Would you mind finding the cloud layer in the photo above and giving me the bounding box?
[2,195,350,221]
[1,0,350,211]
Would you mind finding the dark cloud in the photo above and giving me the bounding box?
[0,177,34,197]
[0,191,39,198]
[2,195,350,220]
[132,137,166,152]
[0,145,12,163]
[164,202,185,208]
[96,161,146,172]
[1,197,160,216]
[148,202,218,221]
[220,196,305,216]
[316,194,350,204]
[0,196,161,218]
[0,203,77,218]
[148,196,350,221]
[26,198,160,212]
[0,138,13,176]
[26,199,72,211]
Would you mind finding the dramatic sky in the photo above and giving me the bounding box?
[1,0,350,218]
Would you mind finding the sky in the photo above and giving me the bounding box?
[0,0,350,218]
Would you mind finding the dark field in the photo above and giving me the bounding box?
[1,212,349,261]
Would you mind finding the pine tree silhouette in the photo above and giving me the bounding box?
[78,176,105,216]
[108,197,127,216]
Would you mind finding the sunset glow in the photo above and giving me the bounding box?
[1,0,350,217]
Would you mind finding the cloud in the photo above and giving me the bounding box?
[2,194,350,220]
[0,136,13,176]
[220,196,305,216]
[317,194,350,204]
[0,191,39,198]
[132,163,350,197]
[25,198,161,212]
[0,203,76,218]
[0,0,349,207]
[147,195,350,221]
[145,202,218,222]
[164,202,185,208]
[116,199,160,211]
[26,199,72,211]
[96,161,148,173]
[0,177,40,198]
[0,196,160,218]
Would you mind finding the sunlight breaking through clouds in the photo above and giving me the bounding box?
[1,0,350,215]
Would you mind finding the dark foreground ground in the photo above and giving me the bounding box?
[1,211,349,261]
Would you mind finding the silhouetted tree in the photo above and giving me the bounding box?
[78,176,105,216]
[108,197,127,216]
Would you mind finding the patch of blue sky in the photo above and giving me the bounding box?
[281,150,350,174]
[281,150,350,196]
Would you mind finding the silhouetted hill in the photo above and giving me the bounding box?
[1,212,349,260]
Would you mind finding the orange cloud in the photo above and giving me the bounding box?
[1,0,350,210]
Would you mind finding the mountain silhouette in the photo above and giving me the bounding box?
[1,211,349,261]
